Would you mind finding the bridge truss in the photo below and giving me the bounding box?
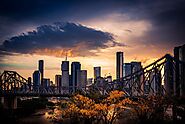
[0,54,184,97]
[88,54,185,97]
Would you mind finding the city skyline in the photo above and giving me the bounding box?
[0,0,185,82]
[0,1,185,123]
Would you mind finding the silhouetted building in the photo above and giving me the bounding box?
[71,62,81,92]
[80,70,87,89]
[77,70,81,89]
[28,77,32,90]
[123,63,132,92]
[94,66,101,82]
[33,70,41,90]
[38,60,44,86]
[76,70,87,90]
[55,75,62,93]
[43,78,50,88]
[116,52,124,80]
[69,75,72,93]
[61,61,69,93]
[123,63,132,77]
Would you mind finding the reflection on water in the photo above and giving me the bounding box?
[17,109,53,124]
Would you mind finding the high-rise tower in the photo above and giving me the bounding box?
[94,66,101,80]
[38,60,44,85]
[71,62,81,92]
[33,70,41,90]
[116,52,124,80]
[61,60,69,93]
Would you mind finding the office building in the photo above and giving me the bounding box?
[61,61,69,92]
[33,70,41,90]
[43,78,50,88]
[38,60,44,86]
[28,77,32,90]
[55,75,62,92]
[77,70,81,89]
[71,62,81,92]
[123,63,132,77]
[80,70,87,89]
[116,52,124,80]
[76,70,87,90]
[94,66,101,80]
[69,75,72,93]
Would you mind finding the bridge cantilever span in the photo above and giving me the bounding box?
[0,54,185,109]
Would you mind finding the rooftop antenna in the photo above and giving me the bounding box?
[65,52,68,61]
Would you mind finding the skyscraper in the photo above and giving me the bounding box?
[33,70,41,90]
[28,77,32,90]
[55,75,62,93]
[71,62,81,92]
[123,63,132,77]
[69,75,72,93]
[123,63,132,92]
[43,78,50,88]
[38,60,44,85]
[116,52,124,80]
[61,61,69,93]
[77,70,81,89]
[94,66,101,80]
[80,70,87,89]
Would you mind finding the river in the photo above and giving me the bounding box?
[16,109,53,124]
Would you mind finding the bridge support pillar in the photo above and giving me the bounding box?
[3,96,17,109]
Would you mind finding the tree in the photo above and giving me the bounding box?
[60,90,133,124]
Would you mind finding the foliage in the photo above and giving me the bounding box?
[59,90,133,124]
[130,95,172,123]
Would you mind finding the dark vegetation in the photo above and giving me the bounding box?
[0,97,54,124]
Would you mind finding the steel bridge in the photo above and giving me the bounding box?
[88,54,185,97]
[0,54,184,108]
[0,54,184,97]
[0,70,71,97]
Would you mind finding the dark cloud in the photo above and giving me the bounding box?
[0,0,184,47]
[136,0,185,45]
[0,22,120,57]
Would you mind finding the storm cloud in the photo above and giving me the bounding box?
[0,0,185,51]
[0,22,120,57]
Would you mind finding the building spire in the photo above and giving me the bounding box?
[65,52,68,61]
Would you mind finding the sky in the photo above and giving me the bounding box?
[0,0,185,82]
